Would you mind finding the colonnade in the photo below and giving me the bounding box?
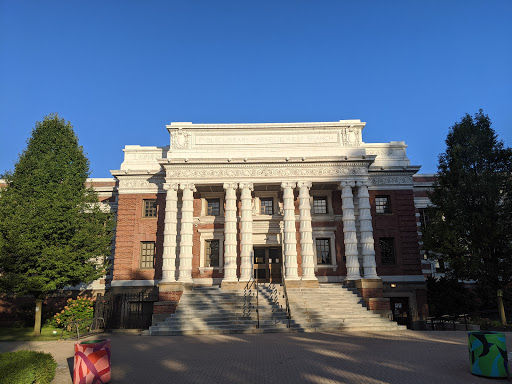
[159,180,378,284]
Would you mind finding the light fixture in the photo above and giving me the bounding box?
[390,283,397,288]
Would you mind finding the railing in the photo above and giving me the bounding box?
[280,263,291,328]
[243,278,259,329]
[428,308,511,331]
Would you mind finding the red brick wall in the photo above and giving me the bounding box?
[370,189,422,276]
[113,193,165,281]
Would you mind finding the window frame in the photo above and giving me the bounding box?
[142,199,157,218]
[312,196,328,215]
[315,238,332,265]
[198,229,224,272]
[205,239,220,268]
[140,241,155,269]
[375,195,392,214]
[200,193,224,218]
[259,197,274,215]
[309,191,332,216]
[206,198,221,216]
[312,228,337,270]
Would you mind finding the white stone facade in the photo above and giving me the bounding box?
[110,120,422,286]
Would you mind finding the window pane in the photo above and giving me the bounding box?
[375,196,391,214]
[140,241,155,268]
[316,238,331,265]
[313,196,327,214]
[143,200,157,217]
[380,238,395,264]
[419,208,429,229]
[260,198,273,215]
[206,240,220,267]
[207,199,220,216]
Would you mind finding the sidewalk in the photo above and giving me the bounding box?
[1,331,511,383]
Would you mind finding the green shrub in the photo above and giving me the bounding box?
[52,296,94,331]
[0,350,57,384]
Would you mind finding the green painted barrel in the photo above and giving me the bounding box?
[468,331,508,378]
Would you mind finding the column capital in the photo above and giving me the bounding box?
[297,181,312,189]
[223,182,238,190]
[355,178,371,188]
[163,182,179,191]
[179,183,196,192]
[239,182,254,191]
[339,180,356,189]
[281,181,297,190]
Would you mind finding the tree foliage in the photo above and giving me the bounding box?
[426,277,477,317]
[423,110,512,296]
[0,113,113,298]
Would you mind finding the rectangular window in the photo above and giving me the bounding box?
[143,199,157,217]
[375,196,391,214]
[380,238,395,264]
[419,208,429,229]
[206,240,220,267]
[260,198,273,215]
[140,241,155,269]
[316,238,331,265]
[207,198,220,216]
[313,196,328,214]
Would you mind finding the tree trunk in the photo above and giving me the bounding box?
[497,289,507,326]
[33,299,43,336]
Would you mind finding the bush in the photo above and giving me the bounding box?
[51,296,94,331]
[0,350,56,384]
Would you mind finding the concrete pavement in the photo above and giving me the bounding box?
[1,331,511,383]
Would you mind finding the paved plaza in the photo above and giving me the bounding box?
[1,331,511,383]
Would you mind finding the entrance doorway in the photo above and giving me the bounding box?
[390,297,411,329]
[253,247,282,283]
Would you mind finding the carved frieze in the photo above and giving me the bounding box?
[341,127,362,147]
[118,176,165,193]
[171,130,191,149]
[369,175,413,185]
[165,164,367,180]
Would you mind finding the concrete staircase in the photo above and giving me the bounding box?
[149,284,289,335]
[149,283,406,336]
[284,283,407,332]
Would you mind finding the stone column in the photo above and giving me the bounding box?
[298,181,316,281]
[161,182,179,283]
[239,182,254,281]
[282,182,299,280]
[223,183,238,282]
[341,181,361,281]
[358,181,379,279]
[178,183,195,283]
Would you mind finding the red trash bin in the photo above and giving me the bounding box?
[73,339,111,384]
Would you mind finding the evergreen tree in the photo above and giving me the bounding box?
[424,110,512,324]
[0,114,113,334]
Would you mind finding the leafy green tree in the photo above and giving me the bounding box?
[424,110,512,324]
[426,277,477,318]
[0,114,113,334]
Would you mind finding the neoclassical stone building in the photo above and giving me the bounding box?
[109,120,428,329]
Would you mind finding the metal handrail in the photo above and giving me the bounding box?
[280,262,291,328]
[243,278,259,329]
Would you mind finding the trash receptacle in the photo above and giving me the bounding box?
[468,331,508,378]
[74,339,111,384]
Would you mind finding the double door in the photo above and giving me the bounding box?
[253,247,282,283]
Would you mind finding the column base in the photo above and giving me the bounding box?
[354,278,384,298]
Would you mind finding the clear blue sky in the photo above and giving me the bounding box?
[1,1,511,178]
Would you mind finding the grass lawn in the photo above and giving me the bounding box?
[0,326,74,341]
